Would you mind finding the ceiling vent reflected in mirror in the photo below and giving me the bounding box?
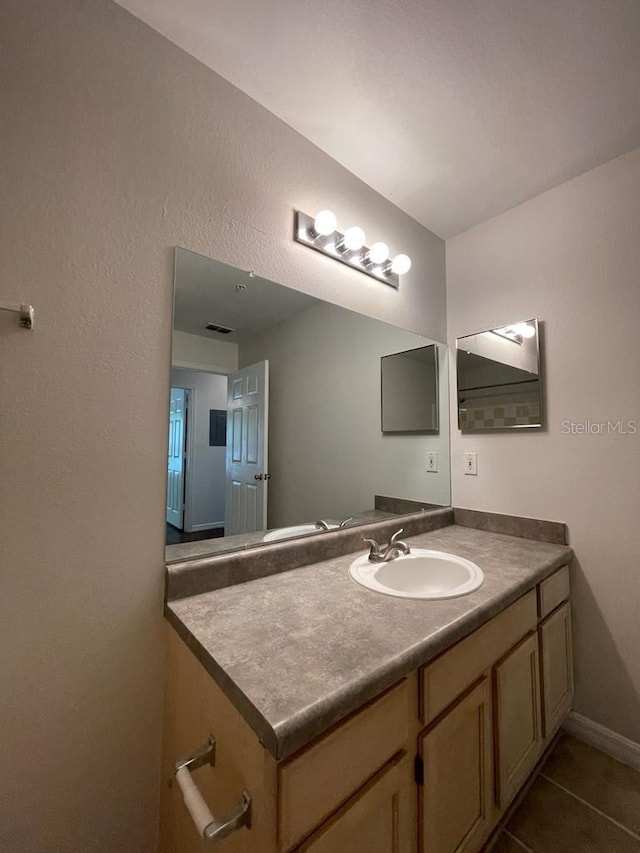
[205,323,236,335]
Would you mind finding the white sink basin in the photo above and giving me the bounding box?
[349,548,484,599]
[263,523,337,543]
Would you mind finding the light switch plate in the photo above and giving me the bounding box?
[426,451,438,473]
[464,452,478,475]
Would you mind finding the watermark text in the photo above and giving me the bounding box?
[561,419,637,435]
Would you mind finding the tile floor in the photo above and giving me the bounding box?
[491,734,640,852]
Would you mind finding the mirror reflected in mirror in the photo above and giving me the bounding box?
[381,345,439,434]
[166,248,451,561]
[456,320,543,431]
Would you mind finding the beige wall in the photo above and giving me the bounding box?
[172,329,238,373]
[240,302,451,527]
[447,147,640,743]
[0,1,445,850]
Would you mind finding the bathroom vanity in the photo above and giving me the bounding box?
[160,515,573,853]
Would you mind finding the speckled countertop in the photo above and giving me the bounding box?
[166,524,572,761]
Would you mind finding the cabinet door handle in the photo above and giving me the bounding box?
[174,736,251,843]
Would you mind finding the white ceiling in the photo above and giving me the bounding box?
[174,248,319,340]
[117,0,640,238]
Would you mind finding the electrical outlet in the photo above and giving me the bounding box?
[464,452,478,475]
[426,451,438,473]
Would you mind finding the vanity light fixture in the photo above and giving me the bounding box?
[514,322,536,339]
[294,209,411,289]
[337,226,366,253]
[311,209,338,238]
[389,253,412,276]
[366,242,390,266]
[492,322,536,344]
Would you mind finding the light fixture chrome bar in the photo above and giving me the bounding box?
[294,210,400,289]
[0,301,34,329]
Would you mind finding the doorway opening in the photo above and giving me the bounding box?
[165,368,228,546]
[165,361,270,548]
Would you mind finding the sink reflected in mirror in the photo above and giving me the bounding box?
[349,549,484,599]
[166,248,451,562]
[263,523,339,542]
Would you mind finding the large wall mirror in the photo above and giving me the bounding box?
[456,319,543,431]
[166,248,451,561]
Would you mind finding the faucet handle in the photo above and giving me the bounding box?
[389,528,410,555]
[362,537,381,558]
[339,517,354,529]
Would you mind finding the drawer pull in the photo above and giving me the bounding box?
[174,736,251,843]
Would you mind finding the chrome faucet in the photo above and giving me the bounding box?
[315,517,355,531]
[363,528,411,563]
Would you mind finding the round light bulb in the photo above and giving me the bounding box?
[342,226,366,251]
[368,242,390,264]
[512,322,535,339]
[313,209,337,237]
[390,253,412,275]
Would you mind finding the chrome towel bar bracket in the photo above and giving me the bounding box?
[0,301,34,330]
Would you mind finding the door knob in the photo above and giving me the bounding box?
[254,473,272,481]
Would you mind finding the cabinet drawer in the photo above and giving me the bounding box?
[295,752,413,853]
[278,679,410,850]
[538,565,570,619]
[421,591,538,723]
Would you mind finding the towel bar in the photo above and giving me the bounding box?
[174,736,251,844]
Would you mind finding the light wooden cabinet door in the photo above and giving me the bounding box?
[419,678,493,853]
[494,632,542,807]
[539,602,573,737]
[295,753,415,853]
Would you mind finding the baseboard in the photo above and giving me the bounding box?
[562,711,640,772]
[189,521,224,532]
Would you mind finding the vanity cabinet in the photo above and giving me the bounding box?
[161,566,572,853]
[295,753,413,853]
[539,601,573,736]
[277,679,414,850]
[494,632,542,807]
[160,631,417,853]
[417,566,572,853]
[419,679,493,853]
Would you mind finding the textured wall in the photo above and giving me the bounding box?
[0,1,445,850]
[447,147,640,743]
